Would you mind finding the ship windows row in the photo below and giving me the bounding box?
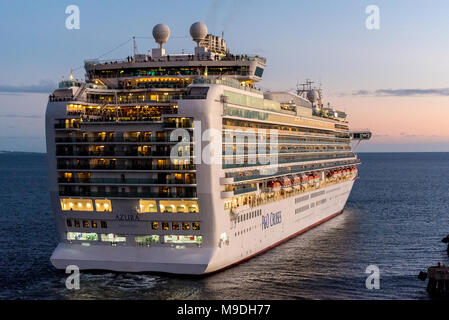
[237,209,262,223]
[65,218,199,231]
[295,205,309,214]
[66,232,203,245]
[60,198,111,212]
[235,225,257,237]
[60,198,199,214]
[66,219,108,229]
[151,221,200,231]
[139,200,199,213]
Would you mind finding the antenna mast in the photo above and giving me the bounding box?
[133,36,138,56]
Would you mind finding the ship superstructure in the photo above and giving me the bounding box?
[46,22,365,274]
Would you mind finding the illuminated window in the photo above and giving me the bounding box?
[172,222,180,230]
[60,198,94,212]
[159,200,199,213]
[83,220,89,228]
[164,235,202,245]
[182,222,190,230]
[135,235,160,245]
[74,220,80,228]
[192,222,200,230]
[95,199,112,212]
[162,222,169,230]
[91,220,98,228]
[138,200,157,213]
[67,232,98,241]
[100,233,126,243]
[100,221,107,228]
[152,222,159,230]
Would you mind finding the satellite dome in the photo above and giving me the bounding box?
[307,90,319,103]
[152,23,170,48]
[190,22,208,44]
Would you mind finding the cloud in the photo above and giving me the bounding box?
[351,88,449,97]
[0,114,42,119]
[0,80,56,94]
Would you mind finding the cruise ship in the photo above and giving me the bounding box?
[46,22,370,274]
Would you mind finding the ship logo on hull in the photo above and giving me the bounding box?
[115,214,140,221]
[262,211,282,230]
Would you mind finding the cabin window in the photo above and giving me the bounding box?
[101,233,126,243]
[95,199,112,212]
[67,232,98,241]
[182,222,190,230]
[60,198,93,212]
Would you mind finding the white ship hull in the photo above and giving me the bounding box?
[51,179,354,274]
[46,28,364,275]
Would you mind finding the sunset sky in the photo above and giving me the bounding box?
[0,0,448,152]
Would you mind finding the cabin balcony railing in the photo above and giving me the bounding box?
[233,186,257,195]
[58,178,197,185]
[57,164,196,171]
[58,191,198,199]
[55,137,192,143]
[222,154,355,169]
[228,159,361,183]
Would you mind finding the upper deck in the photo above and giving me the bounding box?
[83,23,266,89]
[49,22,346,124]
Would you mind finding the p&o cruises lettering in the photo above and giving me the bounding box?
[261,211,282,230]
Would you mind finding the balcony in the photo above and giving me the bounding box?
[221,154,355,169]
[58,177,197,185]
[225,159,361,183]
[59,191,198,199]
[55,136,192,144]
[221,186,257,198]
[57,163,196,171]
[233,186,257,195]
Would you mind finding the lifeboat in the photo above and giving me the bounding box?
[267,180,281,192]
[308,175,314,185]
[292,175,301,189]
[281,177,292,192]
[292,175,301,185]
[300,175,308,186]
[313,174,319,182]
